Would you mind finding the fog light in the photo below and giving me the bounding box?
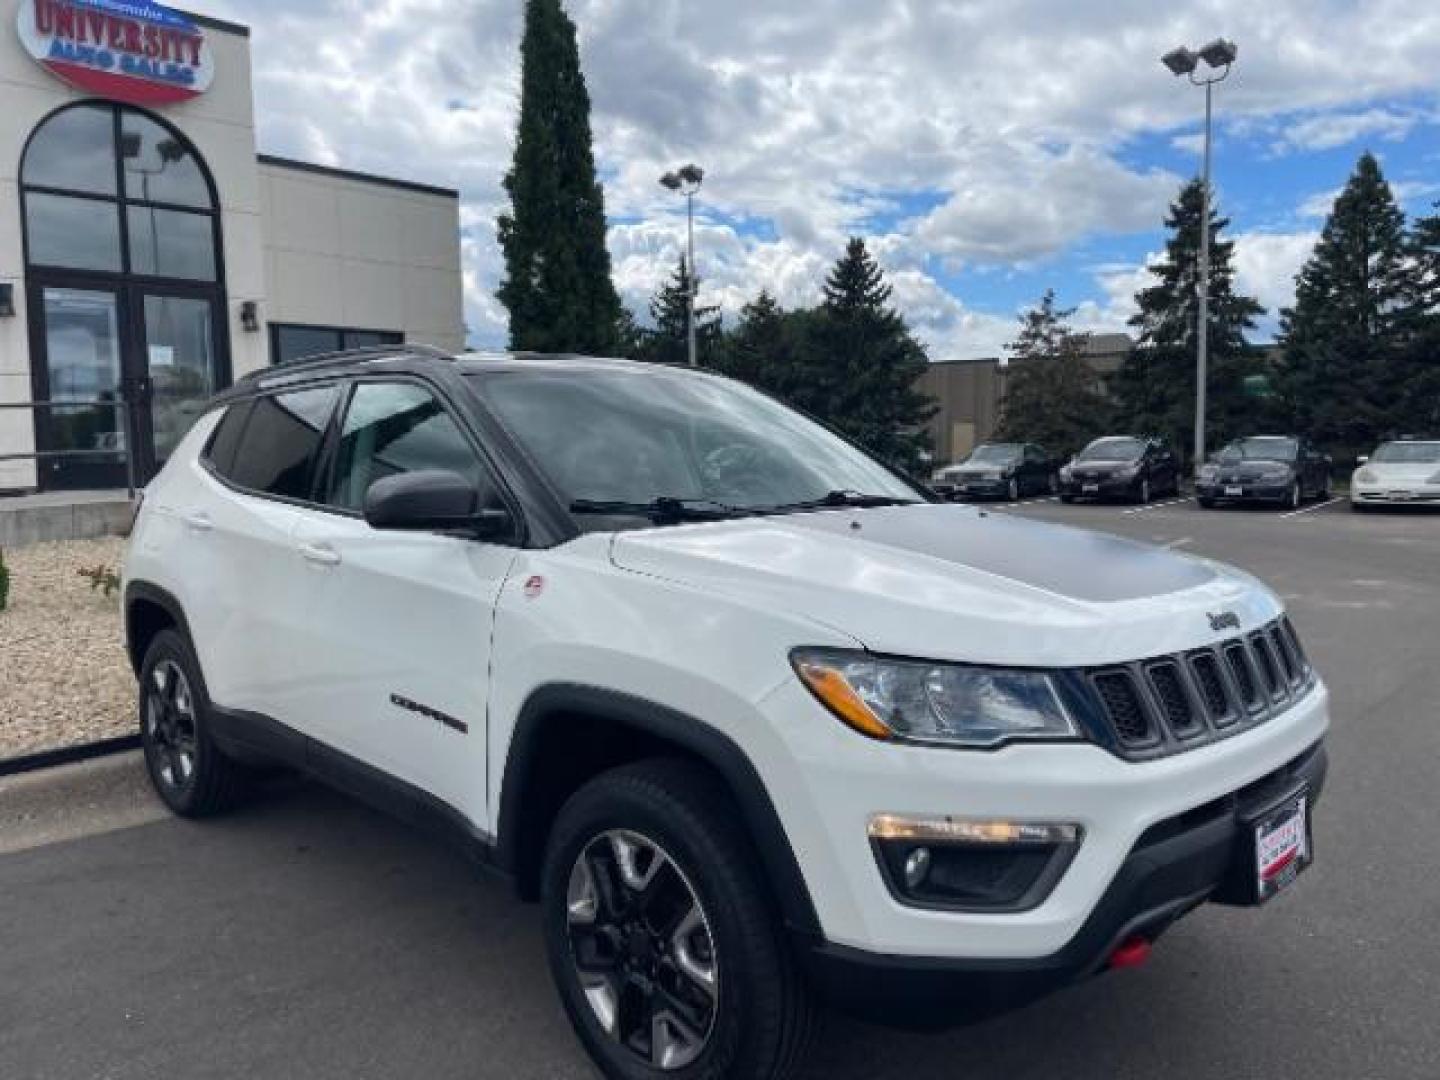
[869,815,1083,913]
[903,847,931,889]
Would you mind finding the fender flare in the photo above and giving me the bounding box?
[497,683,822,938]
[123,581,196,674]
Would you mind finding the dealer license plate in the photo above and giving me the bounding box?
[1082,483,1100,493]
[1254,792,1311,902]
[1225,485,1244,497]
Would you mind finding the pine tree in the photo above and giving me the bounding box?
[996,290,1110,458]
[805,238,936,471]
[496,0,622,354]
[1394,202,1440,433]
[718,290,806,395]
[1277,153,1411,452]
[634,257,722,366]
[1111,180,1266,459]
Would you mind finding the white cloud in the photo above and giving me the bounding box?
[1272,108,1419,154]
[192,0,1440,353]
[1231,231,1320,330]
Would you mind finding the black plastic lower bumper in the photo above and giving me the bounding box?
[798,740,1328,1030]
[1196,483,1292,503]
[1060,479,1137,500]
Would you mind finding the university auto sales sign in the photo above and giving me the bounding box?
[17,0,214,106]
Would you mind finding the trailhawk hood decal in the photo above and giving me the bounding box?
[609,504,1276,667]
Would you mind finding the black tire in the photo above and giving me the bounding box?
[1136,478,1151,504]
[1198,497,1216,509]
[541,759,816,1080]
[1286,482,1302,511]
[138,628,248,817]
[1059,493,1074,504]
[1007,478,1019,502]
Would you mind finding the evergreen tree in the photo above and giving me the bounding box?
[804,238,936,471]
[995,290,1110,458]
[1277,152,1410,451]
[634,257,722,366]
[717,290,808,396]
[1394,202,1440,434]
[496,0,622,354]
[1111,179,1266,460]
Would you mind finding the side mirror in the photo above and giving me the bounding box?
[364,469,512,539]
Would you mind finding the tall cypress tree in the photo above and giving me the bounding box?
[634,257,722,366]
[1111,179,1266,458]
[805,238,935,470]
[1277,152,1410,451]
[996,290,1110,458]
[497,0,622,354]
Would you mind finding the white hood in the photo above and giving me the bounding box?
[610,504,1280,668]
[1359,463,1440,483]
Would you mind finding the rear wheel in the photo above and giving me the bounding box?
[138,629,248,817]
[541,760,816,1080]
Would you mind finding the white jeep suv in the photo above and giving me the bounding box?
[123,347,1329,1080]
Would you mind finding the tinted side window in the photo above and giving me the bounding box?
[229,386,339,500]
[326,382,486,512]
[203,401,252,480]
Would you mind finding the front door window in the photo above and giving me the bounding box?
[143,295,217,470]
[38,287,126,490]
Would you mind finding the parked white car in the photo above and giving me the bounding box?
[122,347,1330,1080]
[1351,439,1440,510]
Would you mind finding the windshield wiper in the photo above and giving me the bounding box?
[758,489,920,515]
[569,497,750,524]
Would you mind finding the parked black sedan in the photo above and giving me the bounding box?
[1058,436,1181,504]
[930,442,1056,501]
[1196,435,1331,509]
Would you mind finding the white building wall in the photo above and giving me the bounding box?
[0,1,265,487]
[257,162,464,367]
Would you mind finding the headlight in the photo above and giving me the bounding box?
[1059,465,1073,480]
[1260,463,1293,478]
[1355,468,1378,485]
[1117,464,1140,478]
[1199,464,1219,481]
[791,649,1078,748]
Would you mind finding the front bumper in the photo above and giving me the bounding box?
[1060,476,1136,499]
[1352,482,1440,505]
[935,477,1008,500]
[798,738,1328,1028]
[757,673,1329,962]
[1196,480,1292,503]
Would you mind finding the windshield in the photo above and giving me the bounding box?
[1077,438,1144,463]
[1372,441,1440,464]
[1218,437,1298,463]
[964,444,1021,465]
[471,367,921,517]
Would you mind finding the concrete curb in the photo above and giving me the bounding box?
[0,735,142,779]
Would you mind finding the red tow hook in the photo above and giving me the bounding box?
[1108,936,1152,970]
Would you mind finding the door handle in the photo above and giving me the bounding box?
[299,542,341,567]
[183,512,213,532]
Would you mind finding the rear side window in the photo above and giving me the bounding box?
[203,401,252,480]
[228,385,339,500]
[325,381,487,512]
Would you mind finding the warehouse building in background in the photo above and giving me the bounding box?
[918,333,1134,464]
[1,0,464,493]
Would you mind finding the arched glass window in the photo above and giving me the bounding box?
[21,103,219,282]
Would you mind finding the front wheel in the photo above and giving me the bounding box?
[1198,497,1216,509]
[1007,478,1019,502]
[1136,478,1151,504]
[1286,482,1302,510]
[542,760,816,1080]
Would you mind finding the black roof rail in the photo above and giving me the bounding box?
[235,343,455,388]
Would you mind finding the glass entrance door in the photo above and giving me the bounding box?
[32,286,129,491]
[137,293,218,476]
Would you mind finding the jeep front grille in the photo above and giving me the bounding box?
[1084,618,1315,759]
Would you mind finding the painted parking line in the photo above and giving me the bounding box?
[1121,497,1194,515]
[1279,496,1347,519]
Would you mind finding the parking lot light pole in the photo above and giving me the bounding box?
[1162,38,1237,473]
[659,164,705,367]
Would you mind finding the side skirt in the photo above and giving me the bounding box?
[208,705,504,876]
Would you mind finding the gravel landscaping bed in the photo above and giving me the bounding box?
[1,537,135,760]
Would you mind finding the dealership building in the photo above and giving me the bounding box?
[1,0,464,493]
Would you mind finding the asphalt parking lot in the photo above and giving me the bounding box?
[3,497,1439,1080]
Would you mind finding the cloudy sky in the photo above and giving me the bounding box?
[205,0,1440,358]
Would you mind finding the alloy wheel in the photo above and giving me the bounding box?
[566,830,719,1071]
[144,659,198,791]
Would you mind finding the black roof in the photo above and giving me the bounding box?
[224,346,692,400]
